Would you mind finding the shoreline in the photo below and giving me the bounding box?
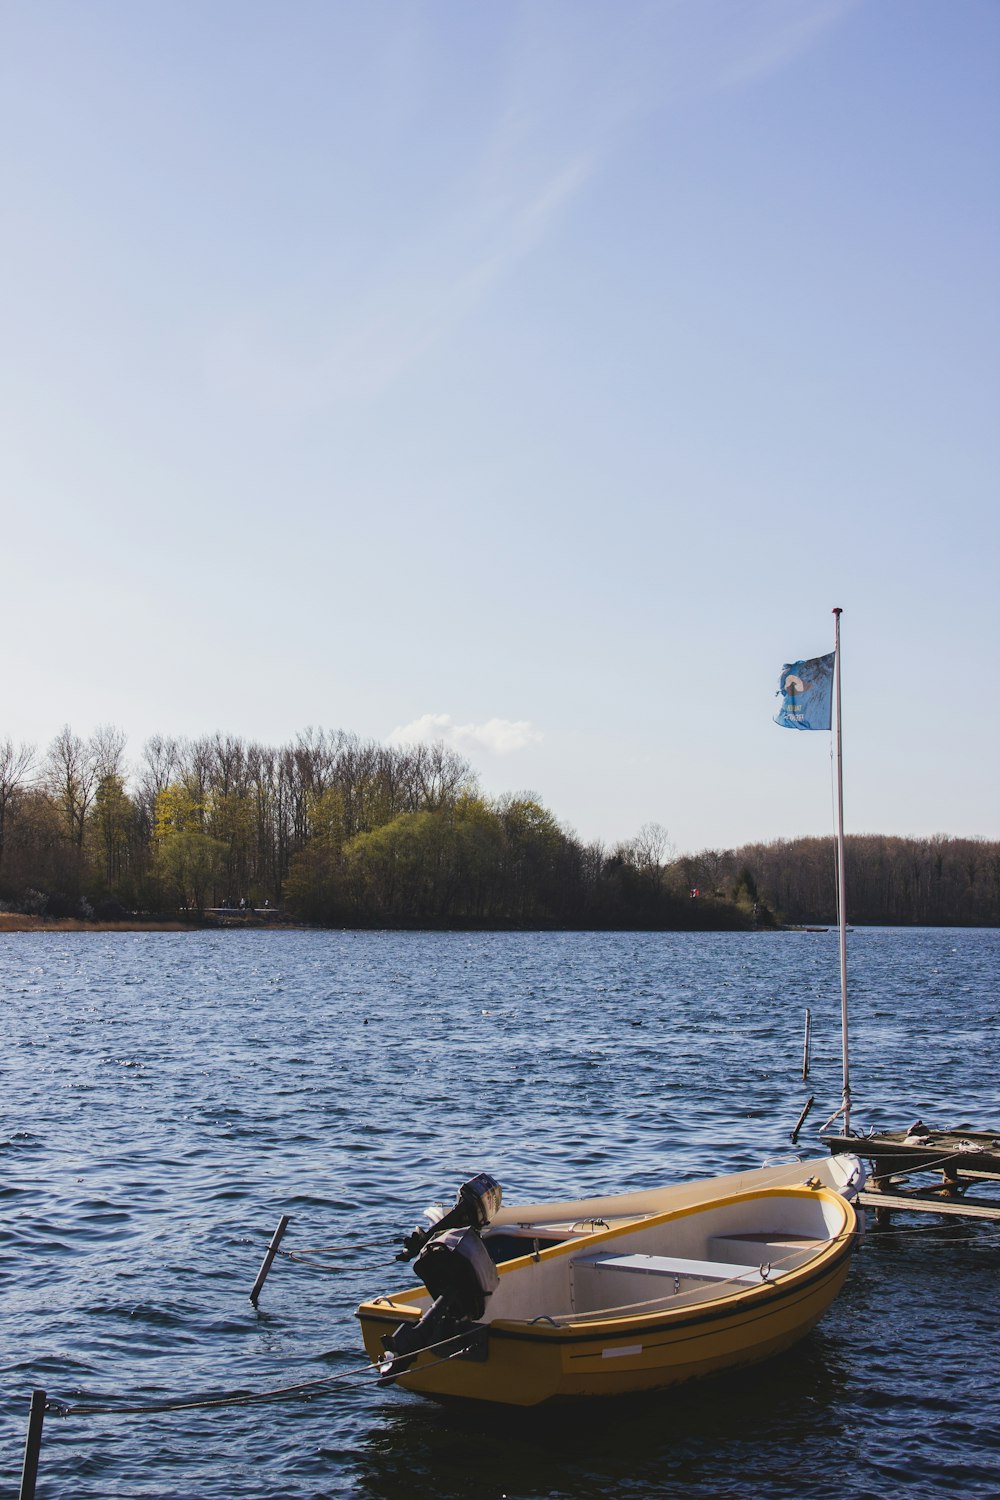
[0,910,988,936]
[0,914,191,932]
[0,913,298,933]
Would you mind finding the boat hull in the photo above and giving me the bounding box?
[358,1184,857,1406]
[360,1257,851,1405]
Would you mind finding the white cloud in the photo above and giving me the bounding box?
[388,712,543,756]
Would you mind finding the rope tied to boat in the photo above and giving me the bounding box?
[41,1304,517,1423]
[862,1146,994,1178]
[279,1239,392,1270]
[43,1355,383,1419]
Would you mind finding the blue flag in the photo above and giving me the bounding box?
[774,652,834,730]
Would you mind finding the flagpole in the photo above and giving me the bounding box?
[833,606,851,1133]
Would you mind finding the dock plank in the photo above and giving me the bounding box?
[859,1190,1000,1221]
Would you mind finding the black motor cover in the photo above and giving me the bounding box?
[379,1227,499,1381]
[413,1227,499,1321]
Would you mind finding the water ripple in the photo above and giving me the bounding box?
[1,928,998,1497]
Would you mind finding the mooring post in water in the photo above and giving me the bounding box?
[802,1007,811,1081]
[250,1214,291,1306]
[19,1389,46,1500]
[790,1096,814,1146]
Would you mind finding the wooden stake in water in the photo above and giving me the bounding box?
[250,1215,291,1307]
[790,1096,815,1146]
[802,1007,811,1081]
[19,1390,46,1500]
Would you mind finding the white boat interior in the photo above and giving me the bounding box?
[476,1189,849,1325]
[480,1155,863,1267]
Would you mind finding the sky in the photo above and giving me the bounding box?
[2,0,998,856]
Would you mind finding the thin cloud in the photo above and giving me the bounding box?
[206,151,595,415]
[388,713,543,756]
[206,1,855,415]
[716,0,859,90]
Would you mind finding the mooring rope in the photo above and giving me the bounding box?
[847,1132,999,1172]
[282,1249,357,1271]
[42,1325,484,1419]
[862,1217,1000,1239]
[279,1239,392,1264]
[46,1362,377,1419]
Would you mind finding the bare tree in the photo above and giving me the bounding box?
[411,741,476,810]
[0,738,34,869]
[91,724,128,783]
[45,726,99,849]
[138,735,182,807]
[184,738,215,820]
[634,822,673,869]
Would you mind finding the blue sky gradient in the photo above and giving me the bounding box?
[3,1,998,853]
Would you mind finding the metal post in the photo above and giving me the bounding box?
[250,1214,291,1306]
[19,1389,46,1500]
[832,607,851,1133]
[802,1007,811,1081]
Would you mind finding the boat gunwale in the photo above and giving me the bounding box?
[359,1235,854,1347]
[488,1241,854,1346]
[487,1154,864,1231]
[357,1185,857,1343]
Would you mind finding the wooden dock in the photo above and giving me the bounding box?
[857,1187,1000,1222]
[823,1125,1000,1225]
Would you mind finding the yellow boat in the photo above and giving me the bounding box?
[481,1151,864,1255]
[357,1178,859,1406]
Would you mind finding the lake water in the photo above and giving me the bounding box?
[2,928,998,1499]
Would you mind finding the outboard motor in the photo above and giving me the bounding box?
[396,1171,503,1261]
[379,1174,502,1383]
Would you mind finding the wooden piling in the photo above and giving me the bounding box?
[250,1214,291,1306]
[19,1389,46,1500]
[790,1095,814,1145]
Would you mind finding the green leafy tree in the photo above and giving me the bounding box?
[343,811,440,921]
[155,829,226,917]
[152,784,225,916]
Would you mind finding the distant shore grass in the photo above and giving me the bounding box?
[0,912,189,932]
[0,910,306,932]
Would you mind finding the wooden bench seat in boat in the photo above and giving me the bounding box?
[575,1252,764,1284]
[708,1232,823,1270]
[569,1251,767,1313]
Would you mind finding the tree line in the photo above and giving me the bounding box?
[1,728,997,928]
[676,833,1000,927]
